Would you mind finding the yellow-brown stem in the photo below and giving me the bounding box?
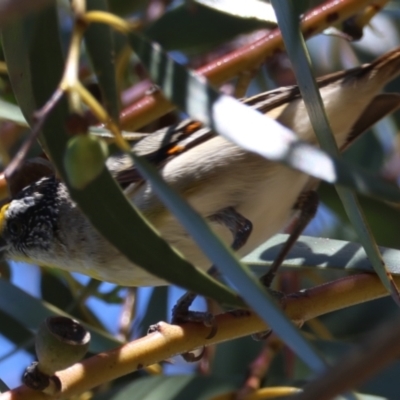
[74,82,130,151]
[0,273,390,400]
[71,0,86,16]
[82,11,131,33]
[60,23,85,113]
[211,386,302,400]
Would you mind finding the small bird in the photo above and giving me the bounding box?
[1,47,400,288]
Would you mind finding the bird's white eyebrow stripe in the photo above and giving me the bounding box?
[7,196,38,216]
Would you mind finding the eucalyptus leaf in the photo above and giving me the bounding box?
[136,287,168,338]
[0,378,9,393]
[108,0,148,16]
[145,2,274,52]
[0,98,27,126]
[197,0,277,23]
[271,0,399,301]
[110,375,236,400]
[2,5,243,309]
[319,183,400,249]
[0,278,120,352]
[243,234,400,275]
[85,0,120,121]
[0,309,33,354]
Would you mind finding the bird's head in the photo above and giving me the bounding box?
[0,176,61,263]
[0,175,123,280]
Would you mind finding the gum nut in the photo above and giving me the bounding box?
[35,316,90,375]
[64,135,109,189]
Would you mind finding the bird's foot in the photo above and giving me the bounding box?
[171,291,217,362]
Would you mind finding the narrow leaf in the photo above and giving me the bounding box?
[243,234,400,276]
[0,278,120,352]
[85,0,120,121]
[197,0,277,23]
[0,98,27,126]
[110,375,236,400]
[145,2,274,52]
[2,6,242,308]
[271,0,400,302]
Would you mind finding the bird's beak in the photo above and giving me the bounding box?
[0,203,9,256]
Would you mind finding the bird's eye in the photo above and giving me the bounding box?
[8,220,24,237]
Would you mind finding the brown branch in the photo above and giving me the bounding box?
[0,272,393,400]
[3,89,64,182]
[120,0,387,130]
[117,287,136,341]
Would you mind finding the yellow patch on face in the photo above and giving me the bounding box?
[0,203,9,234]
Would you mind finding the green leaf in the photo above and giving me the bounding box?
[319,182,400,249]
[212,335,262,379]
[145,2,276,52]
[40,271,106,330]
[2,5,243,308]
[0,97,27,126]
[108,0,148,16]
[110,375,236,400]
[2,20,38,125]
[196,0,277,22]
[0,309,34,355]
[271,0,399,301]
[0,378,9,393]
[85,0,120,121]
[0,278,120,352]
[136,287,168,337]
[243,234,400,276]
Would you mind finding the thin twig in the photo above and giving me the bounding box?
[118,288,136,341]
[3,89,64,181]
[236,337,284,400]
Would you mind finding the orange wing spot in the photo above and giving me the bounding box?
[167,145,185,155]
[183,121,202,135]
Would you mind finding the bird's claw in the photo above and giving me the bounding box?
[172,296,218,362]
[172,309,218,339]
[181,347,206,363]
